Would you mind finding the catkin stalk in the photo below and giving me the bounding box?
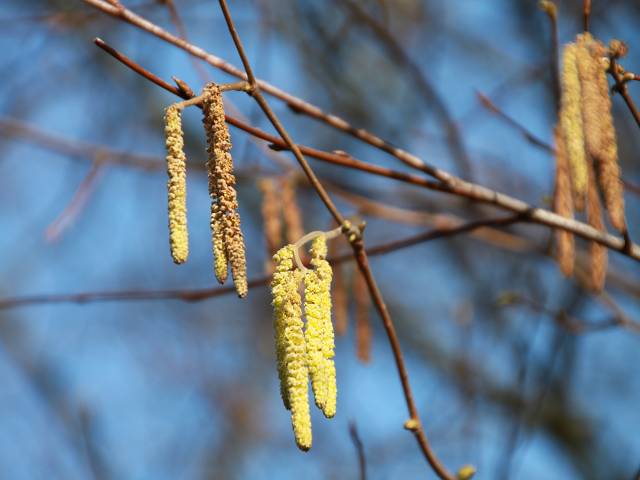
[164,105,189,264]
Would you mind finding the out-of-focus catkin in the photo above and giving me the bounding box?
[577,34,625,232]
[202,82,248,297]
[560,42,588,209]
[354,269,372,363]
[553,127,575,277]
[304,236,336,418]
[586,166,607,292]
[164,105,189,264]
[271,245,312,451]
[259,178,283,274]
[282,177,305,245]
[329,239,348,336]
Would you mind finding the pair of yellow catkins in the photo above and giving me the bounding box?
[271,235,337,451]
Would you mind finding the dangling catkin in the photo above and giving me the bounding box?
[202,82,248,297]
[354,268,372,363]
[259,178,283,274]
[552,126,575,277]
[164,105,189,264]
[329,238,348,336]
[271,245,312,451]
[282,177,305,245]
[577,34,625,232]
[304,236,336,418]
[560,42,588,210]
[586,165,607,292]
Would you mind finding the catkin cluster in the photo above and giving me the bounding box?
[271,235,337,451]
[162,84,248,298]
[202,83,247,298]
[555,34,625,289]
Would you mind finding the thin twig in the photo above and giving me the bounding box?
[610,57,640,129]
[583,0,591,33]
[349,422,367,480]
[216,1,453,475]
[89,38,640,262]
[0,214,523,310]
[476,92,553,152]
[45,156,106,242]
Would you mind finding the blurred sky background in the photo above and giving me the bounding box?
[1,0,640,479]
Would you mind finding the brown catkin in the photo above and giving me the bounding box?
[586,165,607,292]
[329,239,348,336]
[164,105,189,264]
[202,82,248,297]
[354,269,371,364]
[552,127,575,277]
[560,42,588,210]
[577,34,625,232]
[595,62,625,231]
[282,177,305,245]
[258,178,283,274]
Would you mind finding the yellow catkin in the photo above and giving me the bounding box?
[552,126,575,277]
[271,245,312,451]
[211,203,228,283]
[304,236,336,418]
[560,42,588,210]
[164,105,189,264]
[354,269,372,363]
[259,178,283,274]
[586,165,607,292]
[202,83,248,297]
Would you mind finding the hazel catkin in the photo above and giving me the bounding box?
[552,127,575,277]
[202,82,248,297]
[164,104,189,264]
[272,245,312,451]
[304,236,336,418]
[560,42,588,209]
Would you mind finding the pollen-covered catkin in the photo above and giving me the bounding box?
[271,245,312,451]
[553,127,575,277]
[202,82,248,297]
[304,236,336,418]
[560,42,588,209]
[164,105,189,264]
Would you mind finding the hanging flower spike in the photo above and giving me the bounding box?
[560,42,588,210]
[304,235,336,418]
[271,245,312,451]
[202,82,248,297]
[164,104,189,264]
